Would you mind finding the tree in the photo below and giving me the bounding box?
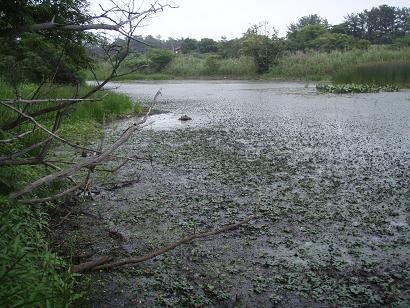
[344,5,410,44]
[181,38,198,53]
[147,48,175,72]
[287,14,329,39]
[241,23,285,73]
[288,24,327,50]
[0,0,92,85]
[197,38,218,53]
[0,0,173,203]
[217,37,242,58]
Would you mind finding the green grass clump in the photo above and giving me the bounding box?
[316,83,399,94]
[0,199,81,307]
[0,80,140,306]
[164,54,257,79]
[332,62,410,86]
[164,54,206,77]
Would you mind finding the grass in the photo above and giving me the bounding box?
[0,198,81,307]
[267,46,410,82]
[87,54,258,80]
[162,54,258,79]
[88,46,410,85]
[332,62,410,87]
[0,81,141,306]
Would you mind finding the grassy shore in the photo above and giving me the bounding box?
[88,46,410,86]
[267,46,410,83]
[0,82,141,306]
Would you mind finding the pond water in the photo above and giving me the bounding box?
[87,81,410,307]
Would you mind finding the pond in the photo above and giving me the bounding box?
[85,81,410,307]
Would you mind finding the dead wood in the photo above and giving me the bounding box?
[72,256,113,273]
[10,89,160,200]
[103,176,141,191]
[17,180,90,205]
[74,214,261,272]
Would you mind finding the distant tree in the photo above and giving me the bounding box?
[310,33,369,52]
[288,24,327,50]
[330,22,350,35]
[287,14,329,39]
[344,5,410,44]
[197,38,218,53]
[146,48,175,72]
[241,23,285,73]
[217,37,242,58]
[181,38,198,53]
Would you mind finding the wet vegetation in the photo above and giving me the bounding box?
[316,83,399,93]
[1,1,410,306]
[64,82,410,306]
[87,5,410,86]
[0,82,141,306]
[332,62,410,86]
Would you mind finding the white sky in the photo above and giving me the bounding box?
[91,0,410,40]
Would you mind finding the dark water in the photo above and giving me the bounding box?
[89,81,410,307]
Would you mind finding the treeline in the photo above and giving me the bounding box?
[89,4,410,75]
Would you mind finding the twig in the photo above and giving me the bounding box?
[1,95,108,105]
[73,256,113,273]
[84,214,260,272]
[17,180,89,205]
[0,130,33,144]
[10,89,161,199]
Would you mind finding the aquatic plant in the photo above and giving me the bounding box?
[316,83,399,94]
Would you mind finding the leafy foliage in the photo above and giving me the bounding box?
[340,5,410,44]
[0,0,92,84]
[241,23,285,73]
[0,201,81,307]
[146,48,175,72]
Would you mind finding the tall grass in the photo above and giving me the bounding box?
[332,62,410,86]
[165,54,257,78]
[87,54,258,80]
[267,46,410,81]
[0,81,140,306]
[165,54,205,77]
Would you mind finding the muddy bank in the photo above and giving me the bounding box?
[57,81,410,307]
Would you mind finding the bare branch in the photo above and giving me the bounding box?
[17,180,89,205]
[76,214,261,272]
[10,89,161,199]
[0,130,33,144]
[2,3,177,37]
[1,95,108,106]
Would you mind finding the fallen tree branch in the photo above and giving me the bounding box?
[17,180,89,205]
[0,95,108,105]
[73,256,113,273]
[10,89,161,199]
[0,130,33,144]
[0,135,54,162]
[80,214,261,272]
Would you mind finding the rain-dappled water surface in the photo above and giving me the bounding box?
[86,81,409,307]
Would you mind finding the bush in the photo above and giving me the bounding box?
[0,200,81,307]
[147,48,175,72]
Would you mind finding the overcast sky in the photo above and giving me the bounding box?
[91,0,410,40]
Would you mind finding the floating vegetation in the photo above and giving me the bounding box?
[316,83,399,94]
